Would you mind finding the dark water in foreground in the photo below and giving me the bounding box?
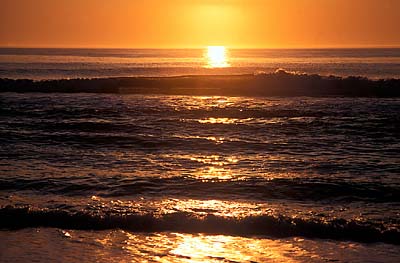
[1,93,400,262]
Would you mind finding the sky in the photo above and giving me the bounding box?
[0,0,399,48]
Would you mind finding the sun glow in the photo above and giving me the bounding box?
[206,46,230,68]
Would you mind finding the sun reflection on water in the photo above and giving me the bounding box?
[158,199,271,218]
[198,117,253,124]
[116,231,311,262]
[177,154,241,180]
[194,166,234,181]
[170,233,302,263]
[205,46,230,68]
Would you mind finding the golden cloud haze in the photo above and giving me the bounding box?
[0,0,399,48]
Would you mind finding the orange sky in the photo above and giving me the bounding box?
[0,0,399,48]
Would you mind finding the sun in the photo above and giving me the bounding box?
[206,46,230,68]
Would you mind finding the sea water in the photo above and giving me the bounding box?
[0,48,400,80]
[0,48,399,262]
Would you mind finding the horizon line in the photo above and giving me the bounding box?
[1,45,400,50]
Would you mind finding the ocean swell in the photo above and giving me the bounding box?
[1,176,399,203]
[1,70,400,97]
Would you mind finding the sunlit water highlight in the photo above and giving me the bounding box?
[1,229,399,262]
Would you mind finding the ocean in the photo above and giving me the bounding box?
[1,48,400,80]
[1,48,400,262]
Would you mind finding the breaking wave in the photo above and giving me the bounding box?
[1,206,399,245]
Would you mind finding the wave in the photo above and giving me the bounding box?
[1,176,399,203]
[1,206,399,244]
[1,70,400,97]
